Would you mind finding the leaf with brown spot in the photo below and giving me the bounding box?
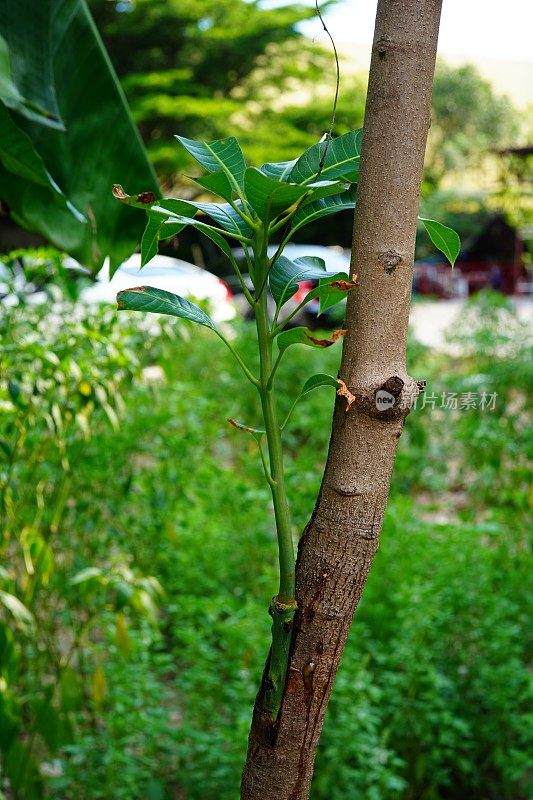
[298,274,356,315]
[276,327,347,354]
[112,184,158,208]
[307,329,347,347]
[336,378,356,412]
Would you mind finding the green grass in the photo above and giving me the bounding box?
[1,292,531,799]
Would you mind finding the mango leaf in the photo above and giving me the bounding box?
[0,0,159,273]
[244,167,310,221]
[154,212,234,261]
[299,373,339,397]
[153,196,252,240]
[288,130,362,184]
[116,185,252,245]
[140,213,185,266]
[291,185,356,234]
[176,134,247,192]
[259,158,297,181]
[300,179,349,206]
[419,217,461,268]
[269,254,328,307]
[192,170,233,202]
[187,201,252,239]
[300,273,355,314]
[117,286,217,331]
[140,214,164,267]
[276,326,346,354]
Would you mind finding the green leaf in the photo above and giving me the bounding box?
[117,286,218,331]
[299,373,339,397]
[0,14,63,129]
[140,214,163,267]
[300,179,349,206]
[419,217,461,267]
[192,170,233,202]
[191,201,252,238]
[154,212,234,260]
[140,213,185,266]
[276,326,346,353]
[0,0,159,273]
[298,272,355,314]
[269,254,327,307]
[288,130,362,185]
[243,167,309,221]
[0,590,34,628]
[0,102,53,186]
[111,184,163,210]
[176,134,247,191]
[154,197,252,240]
[115,189,252,240]
[291,186,356,233]
[259,158,297,181]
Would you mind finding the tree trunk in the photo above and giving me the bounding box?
[241,1,443,797]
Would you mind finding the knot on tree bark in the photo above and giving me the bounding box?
[381,249,402,273]
[337,375,423,420]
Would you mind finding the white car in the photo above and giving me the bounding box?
[81,253,236,323]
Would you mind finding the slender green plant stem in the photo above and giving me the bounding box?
[216,332,259,386]
[254,285,296,718]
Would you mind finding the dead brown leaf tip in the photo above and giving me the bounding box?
[306,328,347,348]
[228,418,252,433]
[112,184,127,199]
[111,185,156,204]
[336,379,356,412]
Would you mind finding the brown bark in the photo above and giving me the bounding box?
[241,1,443,798]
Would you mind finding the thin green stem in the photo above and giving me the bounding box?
[266,347,284,391]
[280,396,300,432]
[257,438,275,489]
[216,332,259,387]
[253,266,297,718]
[255,316,295,602]
[228,253,255,306]
[228,198,257,230]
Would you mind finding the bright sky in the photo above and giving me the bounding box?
[262,0,533,63]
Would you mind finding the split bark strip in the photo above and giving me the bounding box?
[241,1,443,798]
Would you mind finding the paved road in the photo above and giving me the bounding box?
[408,298,532,349]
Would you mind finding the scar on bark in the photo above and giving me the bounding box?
[381,249,401,273]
